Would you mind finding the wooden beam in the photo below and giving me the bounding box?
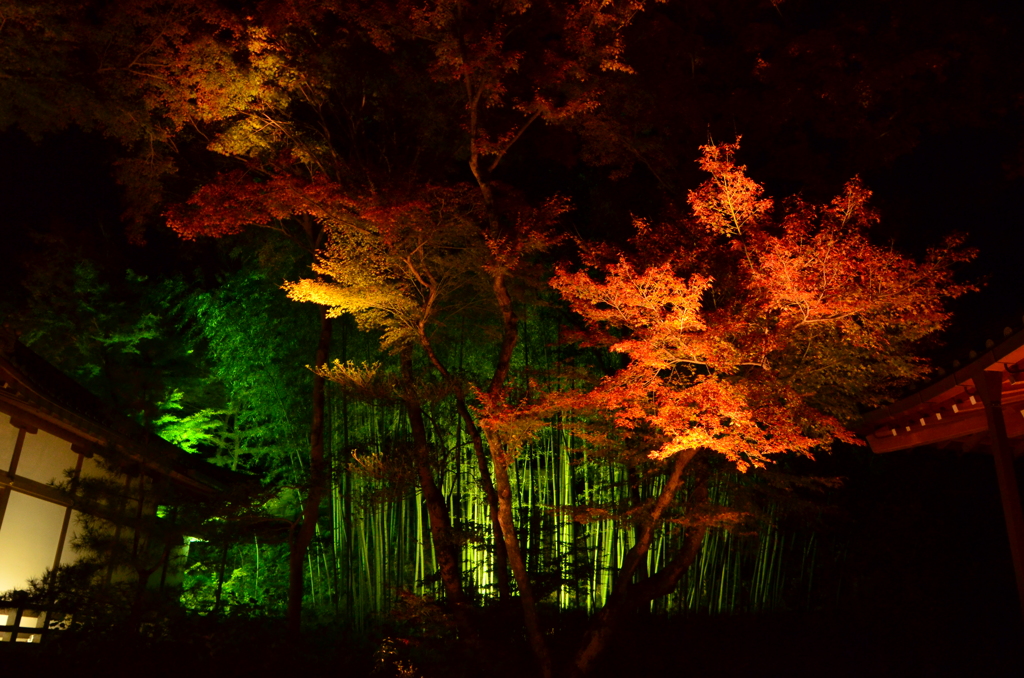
[867,397,1024,454]
[0,394,221,496]
[976,371,1024,623]
[0,470,74,507]
[0,401,97,450]
[7,418,37,434]
[863,327,1024,432]
[0,427,25,538]
[868,408,990,454]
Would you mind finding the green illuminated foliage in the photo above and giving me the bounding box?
[154,390,227,457]
[183,263,316,473]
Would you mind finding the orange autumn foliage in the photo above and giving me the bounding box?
[552,140,974,471]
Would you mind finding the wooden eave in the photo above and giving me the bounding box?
[0,346,232,496]
[861,327,1024,455]
[860,325,1024,624]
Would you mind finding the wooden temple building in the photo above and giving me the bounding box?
[0,328,235,642]
[861,326,1024,621]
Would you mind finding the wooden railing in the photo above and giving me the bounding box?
[0,602,70,643]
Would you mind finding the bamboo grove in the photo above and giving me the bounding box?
[180,311,834,628]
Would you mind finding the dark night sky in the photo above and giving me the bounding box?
[868,126,1024,364]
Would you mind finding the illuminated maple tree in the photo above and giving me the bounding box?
[544,139,972,673]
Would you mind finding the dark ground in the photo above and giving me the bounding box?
[2,446,1022,677]
[2,608,1020,677]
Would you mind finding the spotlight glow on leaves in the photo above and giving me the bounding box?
[552,141,974,471]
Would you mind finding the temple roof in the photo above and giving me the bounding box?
[0,328,238,495]
[860,325,1024,455]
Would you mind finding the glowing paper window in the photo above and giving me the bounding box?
[0,492,66,592]
[16,429,77,485]
[19,611,42,628]
[0,607,10,643]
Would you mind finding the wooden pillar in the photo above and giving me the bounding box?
[51,451,85,573]
[0,428,27,534]
[976,371,1024,622]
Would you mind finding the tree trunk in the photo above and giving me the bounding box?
[127,543,173,636]
[462,40,550,664]
[568,522,708,677]
[400,349,479,641]
[214,538,229,617]
[457,397,511,600]
[127,570,152,636]
[476,269,555,676]
[286,308,332,640]
[487,431,554,678]
[569,449,705,677]
[418,337,511,601]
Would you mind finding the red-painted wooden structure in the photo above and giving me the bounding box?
[862,327,1024,620]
